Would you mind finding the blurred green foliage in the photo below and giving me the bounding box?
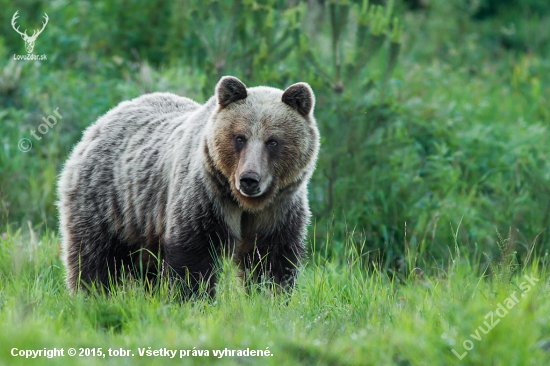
[1,0,549,271]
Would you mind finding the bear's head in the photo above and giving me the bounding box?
[205,76,319,212]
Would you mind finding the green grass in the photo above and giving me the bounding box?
[0,228,549,365]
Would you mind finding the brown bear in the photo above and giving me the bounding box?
[57,76,319,296]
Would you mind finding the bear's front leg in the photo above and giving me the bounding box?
[162,239,219,298]
[162,185,238,298]
[242,239,304,293]
[239,205,307,293]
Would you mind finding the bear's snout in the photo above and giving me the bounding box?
[239,172,261,196]
[234,139,272,199]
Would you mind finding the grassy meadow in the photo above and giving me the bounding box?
[1,0,550,365]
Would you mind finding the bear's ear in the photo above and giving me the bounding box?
[282,82,315,117]
[216,76,248,108]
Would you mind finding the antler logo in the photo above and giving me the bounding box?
[11,11,49,54]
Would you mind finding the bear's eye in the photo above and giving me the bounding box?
[267,139,278,147]
[235,136,246,145]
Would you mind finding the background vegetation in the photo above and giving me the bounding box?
[1,0,549,365]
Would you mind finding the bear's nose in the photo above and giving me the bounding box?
[239,172,261,195]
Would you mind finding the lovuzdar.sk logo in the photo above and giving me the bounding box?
[11,10,49,61]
